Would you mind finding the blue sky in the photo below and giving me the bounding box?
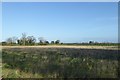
[2,2,118,43]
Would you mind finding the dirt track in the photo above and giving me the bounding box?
[1,45,118,50]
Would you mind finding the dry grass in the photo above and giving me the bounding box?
[2,45,118,50]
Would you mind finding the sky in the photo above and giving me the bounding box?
[2,2,118,43]
[0,2,2,42]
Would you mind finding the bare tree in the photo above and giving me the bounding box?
[6,37,12,44]
[6,36,18,45]
[12,36,18,44]
[21,33,27,45]
[27,36,36,45]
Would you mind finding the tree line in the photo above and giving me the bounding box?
[1,33,119,46]
[1,33,61,46]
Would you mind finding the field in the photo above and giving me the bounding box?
[1,45,119,78]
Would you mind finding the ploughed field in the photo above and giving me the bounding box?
[2,46,119,78]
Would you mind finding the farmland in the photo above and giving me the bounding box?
[1,45,119,78]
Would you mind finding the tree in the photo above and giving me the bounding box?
[12,36,18,44]
[2,42,7,45]
[55,40,60,44]
[6,36,18,45]
[45,41,49,44]
[27,36,36,45]
[51,41,54,44]
[89,41,94,44]
[6,37,12,44]
[38,37,45,44]
[17,39,20,45]
[21,33,27,45]
[17,39,24,45]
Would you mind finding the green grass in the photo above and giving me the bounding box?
[2,47,119,78]
[2,64,43,78]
